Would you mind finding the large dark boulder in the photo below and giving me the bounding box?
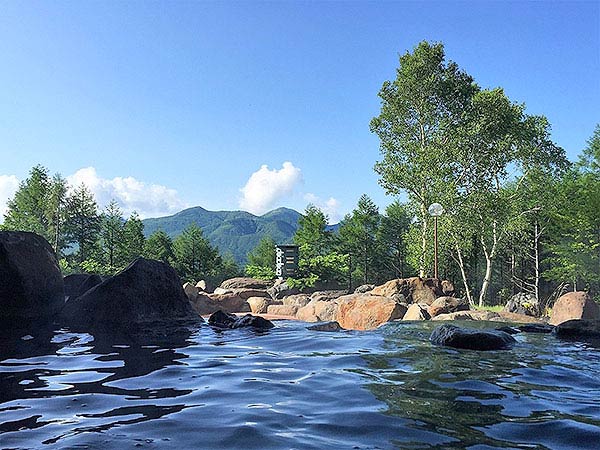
[63,273,103,300]
[0,231,64,320]
[61,258,199,329]
[553,319,600,340]
[430,324,516,351]
[208,310,274,330]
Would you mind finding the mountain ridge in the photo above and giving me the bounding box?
[142,206,302,265]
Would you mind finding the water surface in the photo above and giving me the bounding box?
[1,320,599,449]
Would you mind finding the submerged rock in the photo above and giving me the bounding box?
[553,319,600,339]
[430,324,516,350]
[62,258,199,328]
[517,323,554,333]
[0,231,64,320]
[307,321,343,332]
[208,310,274,330]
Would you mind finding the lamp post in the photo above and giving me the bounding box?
[428,203,444,280]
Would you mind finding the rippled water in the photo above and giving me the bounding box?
[1,319,600,450]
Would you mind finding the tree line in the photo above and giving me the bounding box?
[245,41,599,307]
[1,166,239,283]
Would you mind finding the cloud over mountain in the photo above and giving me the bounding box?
[239,161,303,215]
[67,167,187,218]
[303,193,342,224]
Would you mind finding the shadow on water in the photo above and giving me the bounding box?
[356,321,600,449]
[0,319,199,447]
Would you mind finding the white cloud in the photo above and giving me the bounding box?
[303,193,342,224]
[0,175,19,220]
[239,161,303,215]
[67,167,187,218]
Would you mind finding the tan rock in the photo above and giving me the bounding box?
[428,296,469,318]
[233,288,270,300]
[220,277,271,290]
[207,292,250,313]
[495,311,545,324]
[267,304,299,316]
[549,292,600,325]
[189,293,219,315]
[283,294,311,308]
[310,290,347,302]
[403,303,431,321]
[314,300,338,322]
[296,301,317,322]
[247,296,272,314]
[336,294,407,330]
[371,277,442,305]
[213,287,233,295]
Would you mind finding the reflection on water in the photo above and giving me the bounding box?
[1,320,600,449]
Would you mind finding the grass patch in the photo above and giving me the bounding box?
[473,305,504,312]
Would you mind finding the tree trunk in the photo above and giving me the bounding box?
[478,221,498,307]
[534,221,540,304]
[455,245,473,306]
[479,254,493,307]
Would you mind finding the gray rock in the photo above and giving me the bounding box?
[267,280,300,300]
[518,323,554,334]
[283,294,311,308]
[504,292,540,317]
[62,258,199,329]
[354,284,375,294]
[64,273,103,300]
[553,319,600,339]
[430,324,516,350]
[0,231,64,320]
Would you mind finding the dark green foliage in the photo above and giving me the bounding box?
[3,165,69,254]
[122,212,145,262]
[98,200,126,274]
[63,183,101,268]
[143,230,175,264]
[247,236,276,269]
[294,204,332,258]
[375,200,413,280]
[337,194,381,285]
[173,223,221,282]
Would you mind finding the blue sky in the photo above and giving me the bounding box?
[0,1,598,222]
